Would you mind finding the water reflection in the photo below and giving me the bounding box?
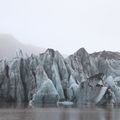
[0,106,120,120]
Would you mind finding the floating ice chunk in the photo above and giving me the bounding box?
[57,101,74,107]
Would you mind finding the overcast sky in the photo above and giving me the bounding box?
[0,0,120,54]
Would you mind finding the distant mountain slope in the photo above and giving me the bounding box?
[0,34,45,59]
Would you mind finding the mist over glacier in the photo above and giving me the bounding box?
[1,40,120,107]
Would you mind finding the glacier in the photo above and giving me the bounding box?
[0,48,120,107]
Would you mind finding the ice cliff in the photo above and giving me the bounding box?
[0,48,120,106]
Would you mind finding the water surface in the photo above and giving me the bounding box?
[0,105,119,120]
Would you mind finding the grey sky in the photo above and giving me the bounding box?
[0,0,120,54]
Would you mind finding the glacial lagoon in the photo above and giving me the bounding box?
[1,48,120,120]
[0,104,120,120]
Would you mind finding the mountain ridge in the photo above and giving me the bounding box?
[0,34,45,59]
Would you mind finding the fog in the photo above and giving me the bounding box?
[0,0,120,54]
